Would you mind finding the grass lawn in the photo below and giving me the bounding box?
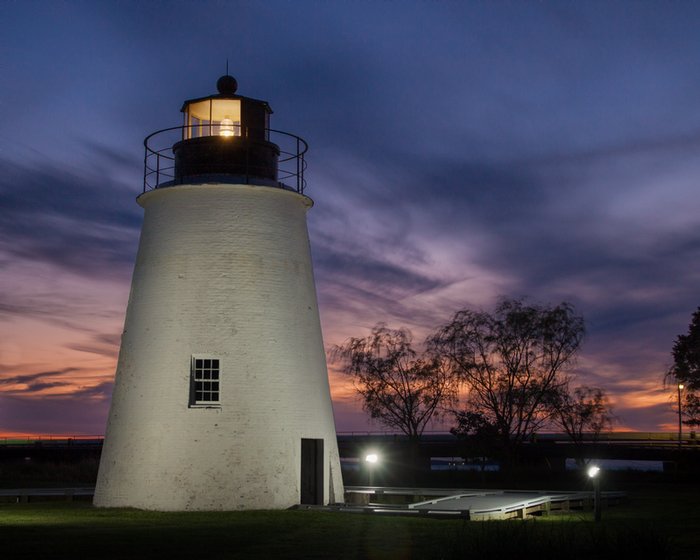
[598,480,700,560]
[4,504,459,559]
[1,480,698,560]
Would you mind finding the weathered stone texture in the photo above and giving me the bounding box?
[94,183,343,510]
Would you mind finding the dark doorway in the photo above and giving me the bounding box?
[300,438,324,505]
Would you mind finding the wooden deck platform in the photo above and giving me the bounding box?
[0,485,625,519]
[343,486,626,519]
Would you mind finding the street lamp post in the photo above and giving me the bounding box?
[678,383,685,451]
[365,453,379,487]
[587,465,601,522]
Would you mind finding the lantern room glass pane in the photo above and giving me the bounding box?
[184,99,241,139]
[211,99,241,137]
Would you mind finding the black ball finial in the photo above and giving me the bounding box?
[217,75,238,95]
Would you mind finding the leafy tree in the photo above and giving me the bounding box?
[451,410,499,442]
[670,307,700,426]
[553,385,614,465]
[333,324,457,440]
[450,410,499,473]
[681,393,700,427]
[429,299,585,462]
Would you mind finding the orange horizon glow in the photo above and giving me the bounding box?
[0,428,687,439]
[0,432,103,439]
[0,264,686,435]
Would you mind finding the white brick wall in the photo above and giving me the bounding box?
[94,183,344,510]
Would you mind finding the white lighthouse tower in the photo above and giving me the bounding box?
[94,75,344,510]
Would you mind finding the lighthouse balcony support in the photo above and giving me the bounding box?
[144,125,308,194]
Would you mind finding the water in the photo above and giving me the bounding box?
[565,458,664,472]
[431,458,500,472]
[341,456,665,472]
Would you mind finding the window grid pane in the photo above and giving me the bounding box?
[192,357,220,405]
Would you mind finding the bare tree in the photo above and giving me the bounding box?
[429,299,585,462]
[553,385,614,465]
[333,324,457,441]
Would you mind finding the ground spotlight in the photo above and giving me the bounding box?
[365,452,379,486]
[587,464,602,522]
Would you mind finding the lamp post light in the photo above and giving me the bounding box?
[678,383,685,451]
[587,465,601,522]
[365,453,379,487]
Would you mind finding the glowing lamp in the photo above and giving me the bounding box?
[219,117,235,137]
[678,383,685,450]
[365,452,379,486]
[588,464,602,522]
[179,75,259,140]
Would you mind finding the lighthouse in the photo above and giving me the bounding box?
[94,75,344,510]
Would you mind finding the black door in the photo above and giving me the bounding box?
[300,438,324,505]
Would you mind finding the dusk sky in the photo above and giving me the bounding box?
[2,1,699,435]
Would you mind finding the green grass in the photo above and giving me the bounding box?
[599,481,700,560]
[0,472,698,559]
[0,485,695,560]
[0,505,455,559]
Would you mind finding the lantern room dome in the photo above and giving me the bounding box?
[216,74,238,95]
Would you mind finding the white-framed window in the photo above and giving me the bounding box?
[190,356,220,406]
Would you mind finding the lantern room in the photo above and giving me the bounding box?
[172,75,279,186]
[143,75,308,193]
[183,96,242,138]
[180,75,271,142]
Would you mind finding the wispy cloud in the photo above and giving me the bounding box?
[71,381,114,400]
[3,0,700,434]
[0,367,78,386]
[66,332,121,359]
[0,154,140,280]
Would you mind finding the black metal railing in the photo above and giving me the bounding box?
[143,125,308,194]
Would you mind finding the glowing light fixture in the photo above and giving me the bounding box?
[587,464,602,521]
[365,452,379,487]
[219,117,235,137]
[678,383,685,450]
